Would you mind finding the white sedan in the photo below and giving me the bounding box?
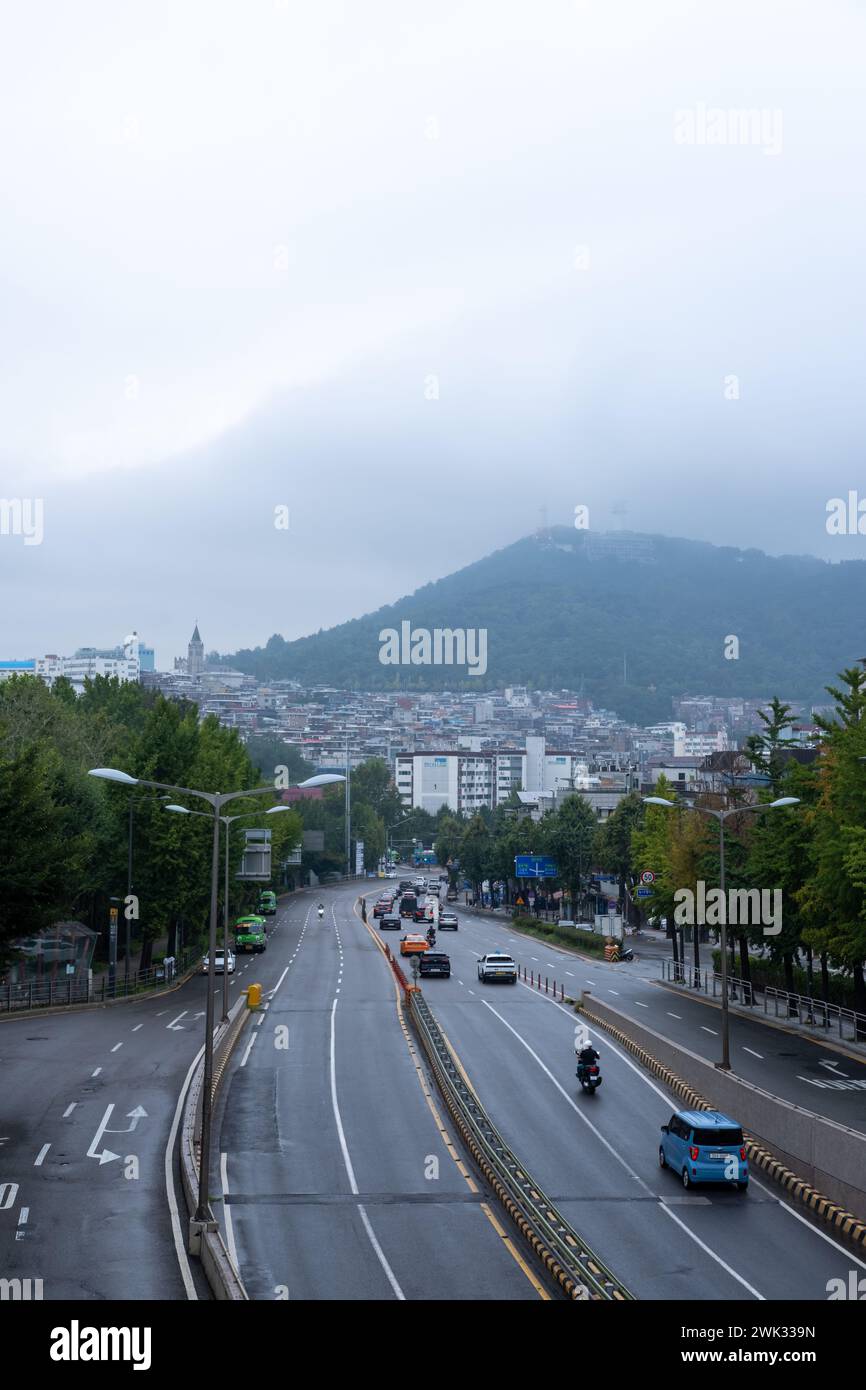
[202,949,236,975]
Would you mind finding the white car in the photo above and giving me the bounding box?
[477,953,518,984]
[202,949,236,975]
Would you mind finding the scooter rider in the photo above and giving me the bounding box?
[317,903,325,919]
[577,1041,599,1071]
[426,924,436,946]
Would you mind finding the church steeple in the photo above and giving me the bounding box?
[188,621,204,678]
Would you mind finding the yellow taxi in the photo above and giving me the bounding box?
[399,933,430,957]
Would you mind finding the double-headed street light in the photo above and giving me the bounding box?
[88,766,341,1232]
[642,794,799,1070]
[164,803,292,1023]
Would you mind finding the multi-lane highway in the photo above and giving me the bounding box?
[210,888,547,1299]
[3,876,864,1303]
[355,892,866,1301]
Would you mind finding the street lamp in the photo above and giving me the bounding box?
[89,766,283,1232]
[642,794,799,1070]
[165,803,292,1023]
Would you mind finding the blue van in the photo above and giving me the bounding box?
[659,1109,749,1191]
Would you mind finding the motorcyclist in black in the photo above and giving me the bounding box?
[577,1043,600,1070]
[426,925,436,946]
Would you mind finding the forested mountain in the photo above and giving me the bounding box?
[226,528,866,721]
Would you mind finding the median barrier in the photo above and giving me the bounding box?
[179,994,252,1299]
[578,992,866,1244]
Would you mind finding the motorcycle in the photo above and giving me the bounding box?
[317,906,325,920]
[619,944,634,962]
[576,1060,602,1095]
[426,928,436,947]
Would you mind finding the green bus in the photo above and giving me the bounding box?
[258,890,277,916]
[233,915,267,953]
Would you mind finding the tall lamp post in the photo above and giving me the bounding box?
[88,766,342,1233]
[643,794,799,1070]
[165,803,292,1023]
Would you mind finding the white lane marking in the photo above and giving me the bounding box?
[132,1024,143,1032]
[164,1043,204,1300]
[608,990,620,996]
[240,1033,258,1068]
[482,1001,765,1301]
[166,1011,188,1031]
[701,1027,718,1035]
[17,1207,29,1226]
[62,1103,77,1118]
[566,972,575,977]
[585,980,596,986]
[742,1047,764,1060]
[110,1043,123,1053]
[513,959,861,1283]
[91,1068,102,1078]
[530,957,539,962]
[666,1012,681,1020]
[34,1144,50,1166]
[220,1151,240,1273]
[329,996,405,1300]
[748,1174,866,1271]
[634,1001,649,1008]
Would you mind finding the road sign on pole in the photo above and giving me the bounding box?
[640,871,655,884]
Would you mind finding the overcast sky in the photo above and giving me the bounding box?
[2,1,865,666]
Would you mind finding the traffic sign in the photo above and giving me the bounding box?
[637,887,652,898]
[640,871,655,884]
[607,900,618,913]
[515,855,558,878]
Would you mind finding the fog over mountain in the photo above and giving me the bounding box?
[222,526,866,721]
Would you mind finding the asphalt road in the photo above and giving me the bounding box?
[0,939,230,1299]
[379,898,866,1301]
[464,912,866,1132]
[210,884,547,1300]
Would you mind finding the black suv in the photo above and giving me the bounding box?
[418,952,451,978]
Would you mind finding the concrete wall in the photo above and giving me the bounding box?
[583,993,866,1224]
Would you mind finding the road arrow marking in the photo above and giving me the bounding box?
[104,1106,148,1136]
[166,1011,187,1031]
[87,1104,122,1165]
[819,1059,849,1077]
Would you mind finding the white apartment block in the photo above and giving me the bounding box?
[673,729,728,758]
[394,738,592,814]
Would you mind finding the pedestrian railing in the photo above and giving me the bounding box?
[0,948,199,1015]
[662,959,753,1004]
[660,959,866,1043]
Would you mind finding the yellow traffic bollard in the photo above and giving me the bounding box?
[247,982,262,1009]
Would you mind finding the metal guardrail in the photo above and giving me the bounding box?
[0,948,199,1014]
[661,960,866,1042]
[763,986,866,1042]
[408,988,633,1301]
[662,959,754,1006]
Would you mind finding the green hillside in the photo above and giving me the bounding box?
[225,529,866,721]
